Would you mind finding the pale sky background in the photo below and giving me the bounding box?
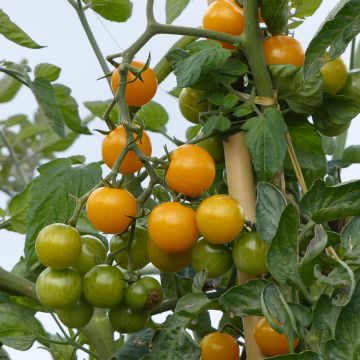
[0,0,359,359]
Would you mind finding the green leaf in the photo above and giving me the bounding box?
[261,0,289,35]
[321,133,336,155]
[0,208,5,219]
[8,183,31,234]
[291,0,322,18]
[136,101,168,132]
[255,182,287,243]
[267,352,321,360]
[341,216,360,263]
[269,65,323,114]
[24,159,102,267]
[233,103,253,118]
[202,115,231,135]
[84,99,119,124]
[342,145,360,167]
[175,293,214,316]
[1,114,28,127]
[174,48,231,88]
[85,0,133,22]
[0,10,44,49]
[222,93,239,110]
[304,0,360,79]
[192,270,207,292]
[300,179,360,223]
[166,0,190,24]
[219,278,269,316]
[355,40,360,69]
[0,347,10,360]
[34,63,61,82]
[0,71,22,103]
[242,108,287,181]
[288,302,312,329]
[30,78,65,138]
[0,303,44,350]
[300,225,327,267]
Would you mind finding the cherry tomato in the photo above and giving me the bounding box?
[56,297,94,328]
[232,232,268,276]
[340,69,360,103]
[197,135,224,163]
[109,305,150,333]
[196,194,245,245]
[102,125,152,174]
[73,235,107,275]
[86,187,137,234]
[165,144,216,197]
[203,0,244,49]
[35,223,82,269]
[147,238,193,272]
[110,226,150,270]
[83,264,126,308]
[320,56,348,94]
[200,332,239,360]
[263,35,304,67]
[125,276,164,311]
[36,268,82,309]
[111,60,158,107]
[148,202,198,252]
[191,238,233,278]
[254,318,299,357]
[179,88,209,124]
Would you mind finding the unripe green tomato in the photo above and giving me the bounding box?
[179,88,209,123]
[36,268,82,309]
[232,232,268,276]
[35,223,82,269]
[320,56,348,94]
[191,239,233,278]
[197,136,224,163]
[340,69,360,103]
[73,235,107,275]
[83,264,125,308]
[109,305,150,333]
[110,227,150,270]
[56,297,94,328]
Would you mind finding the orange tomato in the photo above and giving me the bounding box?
[165,144,215,197]
[86,187,137,234]
[148,202,198,253]
[102,125,152,174]
[111,60,158,107]
[200,332,239,360]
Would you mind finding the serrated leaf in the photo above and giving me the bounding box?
[8,184,31,234]
[34,63,61,81]
[340,216,360,263]
[136,101,168,132]
[233,103,253,118]
[166,0,190,24]
[341,145,360,168]
[84,99,119,124]
[261,0,289,35]
[202,115,231,135]
[291,0,322,19]
[85,0,133,22]
[300,225,327,267]
[222,93,239,110]
[175,293,213,316]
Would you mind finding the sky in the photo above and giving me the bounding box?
[0,0,359,359]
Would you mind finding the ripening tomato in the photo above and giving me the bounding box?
[320,56,348,94]
[109,305,150,333]
[102,125,152,174]
[35,223,82,269]
[86,187,137,234]
[56,297,94,328]
[340,69,360,103]
[200,332,240,360]
[196,195,245,244]
[179,88,209,124]
[254,318,299,357]
[165,144,216,197]
[203,0,244,49]
[263,35,305,67]
[111,60,158,106]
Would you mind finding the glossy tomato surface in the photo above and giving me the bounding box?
[109,305,150,333]
[200,332,240,360]
[320,56,348,94]
[179,88,209,123]
[56,297,94,328]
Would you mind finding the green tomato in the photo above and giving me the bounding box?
[35,223,82,269]
[197,135,224,163]
[73,235,107,275]
[109,305,150,333]
[110,227,149,270]
[83,264,125,308]
[320,56,348,94]
[125,276,164,311]
[36,268,82,309]
[179,88,209,123]
[191,239,233,278]
[340,69,360,103]
[56,297,94,328]
[232,232,268,276]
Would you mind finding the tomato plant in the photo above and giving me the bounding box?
[200,332,239,360]
[197,135,224,163]
[109,305,150,333]
[320,56,348,94]
[178,88,209,123]
[340,69,360,103]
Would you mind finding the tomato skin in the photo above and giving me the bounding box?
[179,88,209,124]
[165,144,216,197]
[232,232,268,276]
[340,69,360,103]
[200,332,239,360]
[36,268,82,309]
[110,226,150,270]
[111,60,158,107]
[264,35,304,67]
[148,202,198,252]
[73,235,107,275]
[197,135,224,163]
[320,56,348,94]
[191,239,233,278]
[56,297,94,328]
[147,238,193,272]
[109,305,150,333]
[196,195,245,245]
[86,187,137,234]
[102,125,152,174]
[35,223,82,269]
[254,318,299,356]
[83,264,126,308]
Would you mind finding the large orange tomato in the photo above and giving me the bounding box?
[200,332,239,360]
[263,35,305,67]
[148,202,198,253]
[165,144,215,197]
[86,187,137,234]
[111,60,158,106]
[102,125,152,174]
